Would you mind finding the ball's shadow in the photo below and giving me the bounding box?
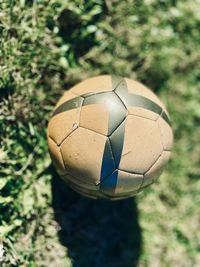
[50,165,142,267]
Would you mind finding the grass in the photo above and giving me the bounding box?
[0,0,200,266]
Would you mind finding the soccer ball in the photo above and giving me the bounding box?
[47,75,173,200]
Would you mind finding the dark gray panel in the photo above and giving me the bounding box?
[111,75,123,90]
[99,169,138,198]
[53,96,83,116]
[115,79,171,126]
[83,91,127,136]
[99,170,118,195]
[109,120,126,167]
[161,111,171,126]
[99,139,116,181]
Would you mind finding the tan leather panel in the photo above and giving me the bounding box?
[80,103,109,135]
[108,195,137,200]
[158,116,173,151]
[142,151,171,187]
[48,93,82,145]
[115,170,143,193]
[127,106,159,121]
[66,180,98,199]
[119,115,163,174]
[60,127,107,185]
[70,75,113,96]
[48,109,81,145]
[99,169,143,196]
[62,172,99,190]
[125,77,168,115]
[63,176,102,199]
[48,137,66,175]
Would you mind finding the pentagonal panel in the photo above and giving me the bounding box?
[60,127,115,185]
[111,115,163,174]
[99,169,143,195]
[70,75,113,96]
[48,92,83,145]
[48,137,66,175]
[158,116,173,151]
[80,91,127,136]
[142,150,171,188]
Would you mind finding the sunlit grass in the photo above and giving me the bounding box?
[0,0,199,266]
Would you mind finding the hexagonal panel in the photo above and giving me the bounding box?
[158,116,173,151]
[70,75,113,96]
[48,137,66,175]
[142,150,171,188]
[48,92,83,145]
[80,91,127,136]
[99,169,143,195]
[60,127,115,185]
[110,115,163,174]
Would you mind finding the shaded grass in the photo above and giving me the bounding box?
[51,165,142,267]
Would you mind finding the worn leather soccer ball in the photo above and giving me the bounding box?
[47,75,173,200]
